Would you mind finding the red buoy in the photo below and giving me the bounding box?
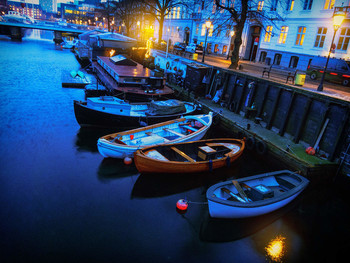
[123,157,133,165]
[176,199,188,211]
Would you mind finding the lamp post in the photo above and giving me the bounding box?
[227,30,235,60]
[202,19,212,63]
[317,13,345,91]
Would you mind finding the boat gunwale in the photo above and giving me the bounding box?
[206,170,309,208]
[134,138,245,165]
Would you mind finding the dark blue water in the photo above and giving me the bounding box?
[1,35,349,263]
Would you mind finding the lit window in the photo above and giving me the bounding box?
[201,24,206,36]
[303,0,313,10]
[295,26,306,46]
[278,26,288,44]
[314,27,327,48]
[337,28,350,51]
[208,25,214,37]
[221,0,226,13]
[196,23,199,35]
[177,7,180,18]
[324,0,335,10]
[286,0,294,11]
[258,1,264,11]
[173,7,176,19]
[264,25,273,42]
[212,0,216,13]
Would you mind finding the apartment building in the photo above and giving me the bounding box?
[155,0,349,70]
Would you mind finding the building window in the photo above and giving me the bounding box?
[264,25,273,42]
[208,24,214,37]
[201,24,206,36]
[289,56,299,68]
[324,0,335,9]
[337,28,350,51]
[270,0,277,11]
[177,7,180,18]
[196,23,199,35]
[259,51,267,62]
[278,26,289,44]
[212,0,216,13]
[286,0,294,11]
[314,27,327,48]
[173,7,176,19]
[273,54,282,65]
[258,1,264,11]
[303,0,313,10]
[295,26,306,46]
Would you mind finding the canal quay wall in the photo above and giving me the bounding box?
[156,53,350,178]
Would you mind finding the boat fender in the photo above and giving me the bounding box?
[226,156,230,167]
[256,140,267,155]
[246,137,255,150]
[166,62,170,69]
[228,101,236,112]
[123,157,133,165]
[209,159,213,172]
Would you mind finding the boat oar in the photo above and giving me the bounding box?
[232,180,251,202]
[221,187,247,203]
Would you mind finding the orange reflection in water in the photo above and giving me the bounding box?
[265,235,286,262]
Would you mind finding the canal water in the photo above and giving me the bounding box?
[0,34,349,263]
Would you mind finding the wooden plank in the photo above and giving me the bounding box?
[170,146,195,162]
[293,98,312,143]
[266,87,282,130]
[279,91,295,136]
[163,128,185,137]
[232,180,250,202]
[145,132,170,142]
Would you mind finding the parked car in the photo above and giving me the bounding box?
[173,42,186,52]
[185,43,203,54]
[306,57,350,86]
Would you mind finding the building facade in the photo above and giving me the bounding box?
[154,0,350,71]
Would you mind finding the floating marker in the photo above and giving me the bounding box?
[123,157,133,165]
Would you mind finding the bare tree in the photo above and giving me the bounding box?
[97,0,118,32]
[214,0,287,69]
[141,0,184,45]
[113,0,143,37]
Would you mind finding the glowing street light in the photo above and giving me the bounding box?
[202,19,212,63]
[317,10,346,91]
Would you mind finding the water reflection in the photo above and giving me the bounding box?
[75,127,116,152]
[97,157,139,182]
[265,235,286,262]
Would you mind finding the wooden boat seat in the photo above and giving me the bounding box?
[145,132,170,142]
[163,128,185,137]
[181,125,197,132]
[170,146,195,162]
[145,149,169,161]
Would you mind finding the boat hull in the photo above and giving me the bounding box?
[134,139,245,174]
[73,100,198,128]
[206,170,309,219]
[97,113,213,158]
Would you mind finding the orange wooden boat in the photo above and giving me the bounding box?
[133,138,245,174]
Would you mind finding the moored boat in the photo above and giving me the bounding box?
[97,112,213,159]
[206,170,309,219]
[133,138,245,174]
[73,97,200,128]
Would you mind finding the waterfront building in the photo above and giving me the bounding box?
[153,0,349,71]
[39,0,57,13]
[7,1,43,19]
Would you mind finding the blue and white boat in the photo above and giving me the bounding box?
[206,170,309,218]
[97,112,213,159]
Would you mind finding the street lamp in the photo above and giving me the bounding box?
[227,30,235,60]
[202,19,212,63]
[317,12,345,91]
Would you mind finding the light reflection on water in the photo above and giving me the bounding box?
[0,36,349,263]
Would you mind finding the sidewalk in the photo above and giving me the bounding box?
[198,54,350,103]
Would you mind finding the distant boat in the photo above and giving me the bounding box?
[73,97,200,128]
[206,170,309,219]
[97,112,213,159]
[2,11,35,24]
[134,138,245,174]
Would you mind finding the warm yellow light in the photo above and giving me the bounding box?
[109,49,115,57]
[205,20,211,28]
[230,31,235,37]
[333,14,345,29]
[137,21,140,26]
[265,235,286,262]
